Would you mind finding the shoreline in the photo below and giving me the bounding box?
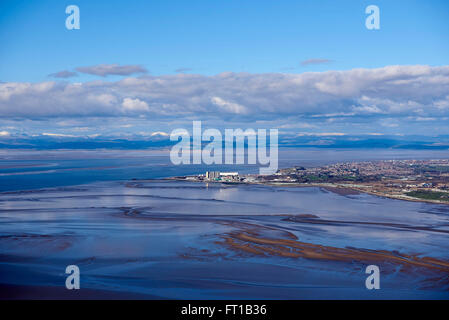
[165,176,449,205]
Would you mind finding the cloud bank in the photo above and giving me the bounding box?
[1,65,449,122]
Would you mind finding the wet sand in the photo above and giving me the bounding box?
[1,180,448,299]
[220,230,449,274]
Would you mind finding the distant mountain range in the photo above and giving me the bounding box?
[1,134,449,150]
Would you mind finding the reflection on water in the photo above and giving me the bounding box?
[1,179,448,299]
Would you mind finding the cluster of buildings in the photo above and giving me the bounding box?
[177,160,449,197]
[276,159,449,180]
[205,171,240,182]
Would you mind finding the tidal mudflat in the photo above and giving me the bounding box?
[0,179,448,299]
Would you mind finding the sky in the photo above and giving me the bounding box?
[0,0,449,142]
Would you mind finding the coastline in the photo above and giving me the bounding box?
[165,176,449,205]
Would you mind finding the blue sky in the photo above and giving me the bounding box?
[0,0,449,142]
[1,0,448,81]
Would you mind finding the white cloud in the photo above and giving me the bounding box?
[42,133,76,137]
[0,65,448,121]
[122,98,150,112]
[352,104,384,114]
[211,96,247,114]
[414,116,436,121]
[0,131,10,137]
[151,131,169,137]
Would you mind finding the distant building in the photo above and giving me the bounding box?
[220,172,239,182]
[220,172,238,177]
[205,171,239,181]
[206,171,220,180]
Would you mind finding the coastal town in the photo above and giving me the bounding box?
[168,159,449,204]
